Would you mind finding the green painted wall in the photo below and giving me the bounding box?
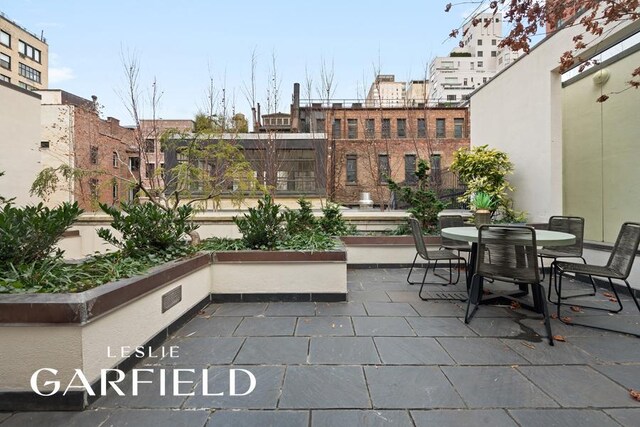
[562,49,640,242]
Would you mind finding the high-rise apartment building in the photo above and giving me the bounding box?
[0,13,48,90]
[365,75,431,107]
[429,12,522,103]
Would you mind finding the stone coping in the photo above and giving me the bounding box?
[212,250,346,262]
[340,235,440,245]
[0,254,210,324]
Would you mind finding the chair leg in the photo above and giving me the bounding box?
[581,257,598,296]
[533,283,554,346]
[555,271,624,318]
[418,260,431,300]
[407,253,419,285]
[540,256,546,282]
[625,280,640,313]
[464,274,482,323]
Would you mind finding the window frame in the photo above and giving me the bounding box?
[404,154,417,184]
[346,154,357,185]
[435,118,446,138]
[347,118,358,139]
[0,30,10,48]
[378,154,390,184]
[397,118,406,138]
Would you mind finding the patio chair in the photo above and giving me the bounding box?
[552,222,640,333]
[464,225,554,345]
[539,216,597,299]
[439,215,472,258]
[407,217,467,301]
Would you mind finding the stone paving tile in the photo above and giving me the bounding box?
[93,365,198,409]
[604,409,640,427]
[234,337,309,364]
[265,302,316,317]
[520,318,623,338]
[411,409,518,427]
[386,290,425,303]
[352,317,415,336]
[349,282,408,291]
[508,409,621,427]
[437,337,529,365]
[348,291,392,302]
[211,303,268,317]
[518,365,639,408]
[364,302,419,316]
[409,301,466,317]
[295,316,354,336]
[173,316,242,337]
[184,365,285,409]
[594,364,640,390]
[374,337,454,365]
[207,410,308,427]
[569,335,640,363]
[464,317,537,338]
[158,337,244,365]
[201,303,221,316]
[316,302,367,316]
[472,305,520,318]
[311,410,414,427]
[279,366,370,409]
[442,366,558,408]
[0,414,10,424]
[234,317,297,337]
[0,411,111,427]
[406,317,477,337]
[502,339,597,365]
[104,409,210,427]
[365,366,464,409]
[309,337,380,364]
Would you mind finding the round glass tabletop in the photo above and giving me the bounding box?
[441,226,576,246]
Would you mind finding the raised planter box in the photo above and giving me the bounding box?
[0,254,211,411]
[341,235,442,268]
[210,246,347,302]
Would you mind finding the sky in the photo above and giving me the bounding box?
[1,0,486,125]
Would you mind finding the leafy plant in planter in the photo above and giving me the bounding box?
[387,159,445,234]
[283,198,316,236]
[471,192,495,228]
[233,195,286,250]
[318,203,355,236]
[98,202,198,260]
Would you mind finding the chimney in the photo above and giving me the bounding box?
[291,83,300,132]
[257,103,262,128]
[107,117,120,135]
[251,107,257,132]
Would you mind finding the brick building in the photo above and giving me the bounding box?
[37,90,136,210]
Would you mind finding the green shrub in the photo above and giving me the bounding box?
[318,203,355,236]
[283,198,317,235]
[0,201,82,266]
[98,202,197,260]
[233,195,286,250]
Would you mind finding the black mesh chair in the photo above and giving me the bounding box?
[539,216,596,299]
[407,217,467,301]
[553,222,640,332]
[465,225,554,346]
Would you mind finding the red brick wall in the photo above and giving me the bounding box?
[325,107,470,206]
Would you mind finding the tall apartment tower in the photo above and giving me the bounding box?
[0,13,48,90]
[429,13,519,103]
[365,75,431,107]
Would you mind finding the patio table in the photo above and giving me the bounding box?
[441,226,576,311]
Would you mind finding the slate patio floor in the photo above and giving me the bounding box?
[2,268,639,426]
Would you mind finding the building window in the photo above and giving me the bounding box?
[454,118,465,138]
[417,118,426,138]
[346,154,357,184]
[129,157,140,172]
[0,74,9,82]
[491,50,497,57]
[492,39,497,45]
[477,51,483,57]
[144,139,155,153]
[483,77,488,83]
[477,61,483,68]
[397,119,406,138]
[145,163,155,179]
[90,146,98,164]
[89,178,99,199]
[365,119,375,138]
[40,141,49,149]
[18,40,41,63]
[477,39,483,46]
[0,53,10,70]
[112,181,119,204]
[404,154,417,184]
[19,62,41,83]
[347,119,358,139]
[112,152,119,168]
[436,119,446,138]
[378,154,390,184]
[332,119,342,139]
[0,30,10,47]
[315,118,325,133]
[430,154,442,184]
[382,118,391,138]
[447,94,457,101]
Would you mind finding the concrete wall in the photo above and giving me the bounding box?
[0,81,41,206]
[469,15,640,229]
[562,48,640,242]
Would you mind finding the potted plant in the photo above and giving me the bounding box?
[472,192,494,228]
